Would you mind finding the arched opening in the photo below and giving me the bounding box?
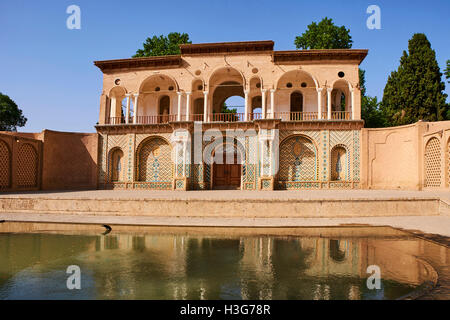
[275,70,318,120]
[109,86,127,124]
[329,240,346,262]
[212,141,243,190]
[278,135,318,188]
[159,95,171,123]
[139,74,178,124]
[109,148,124,182]
[136,137,173,187]
[290,91,303,120]
[209,67,245,122]
[250,96,262,120]
[425,137,442,187]
[0,140,11,188]
[331,145,348,181]
[331,80,351,120]
[17,143,38,187]
[193,97,204,121]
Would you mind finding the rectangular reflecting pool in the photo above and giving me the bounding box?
[0,223,448,300]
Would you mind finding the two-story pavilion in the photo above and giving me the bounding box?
[94,40,367,191]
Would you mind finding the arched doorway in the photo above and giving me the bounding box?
[212,143,242,189]
[290,91,303,120]
[137,137,173,185]
[17,143,38,187]
[0,140,11,188]
[159,95,170,123]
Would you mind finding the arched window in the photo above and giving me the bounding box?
[425,137,442,187]
[0,140,11,188]
[290,91,303,120]
[159,96,170,123]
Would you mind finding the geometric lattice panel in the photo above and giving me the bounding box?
[425,137,441,187]
[137,137,173,182]
[279,135,318,182]
[448,139,450,187]
[0,140,11,188]
[17,143,38,187]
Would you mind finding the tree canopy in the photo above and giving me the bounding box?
[381,33,448,126]
[359,70,385,127]
[445,60,450,83]
[0,92,27,131]
[294,17,352,50]
[133,32,191,57]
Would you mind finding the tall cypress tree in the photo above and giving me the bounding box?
[381,33,448,126]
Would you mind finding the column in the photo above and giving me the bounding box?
[133,94,139,124]
[316,88,323,120]
[125,94,131,124]
[261,89,266,119]
[176,92,182,121]
[350,88,355,120]
[185,92,191,121]
[244,90,249,121]
[203,91,208,122]
[270,89,275,119]
[110,97,116,123]
[327,88,332,120]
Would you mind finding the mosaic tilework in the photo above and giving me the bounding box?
[330,145,349,181]
[16,143,38,187]
[278,136,318,183]
[321,130,329,181]
[352,130,360,182]
[137,137,173,184]
[425,137,442,187]
[0,140,11,188]
[98,134,107,184]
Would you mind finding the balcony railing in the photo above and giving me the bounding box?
[106,112,353,125]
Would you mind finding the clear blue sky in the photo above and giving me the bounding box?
[1,0,449,133]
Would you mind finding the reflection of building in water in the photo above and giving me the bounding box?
[1,230,446,300]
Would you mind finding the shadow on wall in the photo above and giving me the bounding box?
[0,130,98,191]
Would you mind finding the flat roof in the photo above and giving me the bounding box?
[94,41,368,72]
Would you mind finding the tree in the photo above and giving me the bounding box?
[445,60,450,83]
[133,32,191,57]
[359,69,385,127]
[294,17,352,50]
[381,33,448,126]
[0,92,27,131]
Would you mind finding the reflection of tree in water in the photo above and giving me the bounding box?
[185,238,242,299]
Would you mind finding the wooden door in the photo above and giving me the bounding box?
[213,147,241,189]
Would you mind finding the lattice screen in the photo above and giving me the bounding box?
[0,140,11,188]
[425,137,442,187]
[279,136,318,182]
[17,143,38,187]
[448,139,450,187]
[138,138,173,182]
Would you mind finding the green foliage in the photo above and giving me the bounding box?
[133,32,191,57]
[294,17,352,50]
[359,69,386,127]
[0,92,27,131]
[221,102,237,114]
[445,60,450,83]
[381,33,448,126]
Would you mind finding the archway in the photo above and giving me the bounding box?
[290,91,303,120]
[331,145,348,181]
[331,79,351,120]
[159,95,171,123]
[212,142,243,190]
[136,137,173,184]
[278,135,318,187]
[109,86,127,124]
[425,137,442,187]
[109,148,124,182]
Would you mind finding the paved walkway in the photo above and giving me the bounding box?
[1,189,450,202]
